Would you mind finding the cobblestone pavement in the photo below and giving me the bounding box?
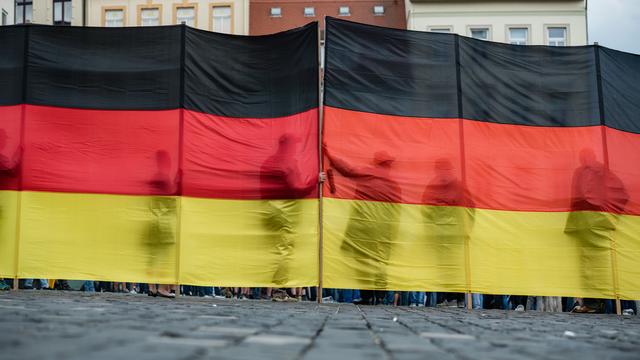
[1,291,639,360]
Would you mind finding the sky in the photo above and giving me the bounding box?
[589,0,640,54]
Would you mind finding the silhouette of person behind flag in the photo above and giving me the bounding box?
[0,129,20,233]
[565,148,628,308]
[327,150,401,304]
[421,158,475,301]
[260,134,316,286]
[0,129,20,183]
[0,129,20,290]
[146,150,179,298]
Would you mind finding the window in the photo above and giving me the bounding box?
[508,27,528,45]
[2,10,7,25]
[304,7,315,17]
[548,26,567,46]
[428,27,452,33]
[140,7,160,26]
[53,0,72,26]
[339,6,350,16]
[104,8,124,27]
[373,5,384,16]
[15,0,32,24]
[176,6,195,26]
[212,6,231,34]
[470,27,489,40]
[270,7,281,17]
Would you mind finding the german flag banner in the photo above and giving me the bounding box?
[322,18,640,299]
[0,24,319,287]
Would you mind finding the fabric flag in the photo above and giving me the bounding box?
[0,23,319,287]
[322,18,640,300]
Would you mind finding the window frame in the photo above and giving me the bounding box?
[427,25,453,33]
[269,7,281,17]
[173,3,198,27]
[338,6,350,17]
[507,25,531,45]
[467,25,491,41]
[545,24,570,47]
[53,0,72,26]
[137,4,163,26]
[303,7,315,17]
[210,4,233,34]
[15,0,32,24]
[373,5,384,16]
[101,6,126,27]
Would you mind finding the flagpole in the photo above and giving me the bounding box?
[317,20,324,304]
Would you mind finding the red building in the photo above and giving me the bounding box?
[250,0,406,35]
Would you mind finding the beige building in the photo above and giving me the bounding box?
[405,0,588,46]
[86,0,249,34]
[7,1,247,34]
[12,0,84,25]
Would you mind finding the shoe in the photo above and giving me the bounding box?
[130,289,137,294]
[148,291,158,297]
[623,309,635,316]
[0,282,9,291]
[515,305,525,312]
[157,291,175,299]
[571,305,596,313]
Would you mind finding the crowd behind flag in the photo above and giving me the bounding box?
[0,19,639,302]
[0,23,319,288]
[322,17,640,301]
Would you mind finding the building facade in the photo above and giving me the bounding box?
[88,0,249,35]
[1,0,13,25]
[250,0,406,35]
[11,0,84,25]
[86,0,249,34]
[4,0,248,34]
[405,0,588,46]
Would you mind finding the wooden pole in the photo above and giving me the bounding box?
[11,191,21,291]
[174,196,183,298]
[317,21,324,304]
[12,190,22,291]
[454,36,472,311]
[12,102,27,291]
[594,47,621,315]
[173,24,186,299]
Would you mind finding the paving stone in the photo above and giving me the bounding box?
[1,291,639,360]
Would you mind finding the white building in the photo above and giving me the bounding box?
[405,0,588,46]
[1,0,14,25]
